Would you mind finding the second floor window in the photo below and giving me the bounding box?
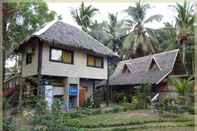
[50,48,73,64]
[26,52,32,65]
[87,55,103,68]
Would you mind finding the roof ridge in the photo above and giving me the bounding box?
[33,20,58,36]
[121,49,179,63]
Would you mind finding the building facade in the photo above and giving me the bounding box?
[18,21,118,110]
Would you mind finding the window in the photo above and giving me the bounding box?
[26,52,32,65]
[50,48,62,62]
[50,48,73,64]
[87,55,103,68]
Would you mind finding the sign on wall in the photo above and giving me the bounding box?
[45,85,53,110]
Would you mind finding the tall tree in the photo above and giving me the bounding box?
[3,0,58,56]
[175,1,194,69]
[104,13,127,57]
[150,22,179,51]
[71,1,98,32]
[3,0,58,110]
[123,0,162,58]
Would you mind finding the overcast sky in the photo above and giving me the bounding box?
[47,2,178,29]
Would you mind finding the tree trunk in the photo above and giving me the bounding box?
[182,43,186,64]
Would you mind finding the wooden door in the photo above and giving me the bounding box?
[79,88,86,106]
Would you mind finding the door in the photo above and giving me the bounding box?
[79,87,87,106]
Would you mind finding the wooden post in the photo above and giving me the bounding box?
[106,57,110,106]
[37,40,43,97]
[0,2,3,131]
[17,76,23,111]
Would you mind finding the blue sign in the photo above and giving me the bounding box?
[69,87,78,96]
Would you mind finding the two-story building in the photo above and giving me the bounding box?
[17,21,118,110]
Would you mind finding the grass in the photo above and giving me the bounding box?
[61,110,194,128]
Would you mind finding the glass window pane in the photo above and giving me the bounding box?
[51,49,62,61]
[87,55,95,66]
[95,57,102,67]
[63,51,72,63]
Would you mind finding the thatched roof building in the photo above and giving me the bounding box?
[97,49,186,87]
[17,21,118,58]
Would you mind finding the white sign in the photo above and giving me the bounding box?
[45,85,53,110]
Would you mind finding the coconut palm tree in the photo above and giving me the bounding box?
[123,0,162,58]
[150,22,179,51]
[71,1,98,32]
[175,1,194,65]
[104,13,127,57]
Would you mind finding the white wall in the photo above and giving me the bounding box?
[41,44,108,80]
[22,44,38,77]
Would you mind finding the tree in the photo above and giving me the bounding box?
[71,1,98,32]
[3,0,58,55]
[150,22,179,51]
[123,0,162,58]
[104,13,127,57]
[3,0,58,110]
[175,1,194,65]
[169,77,193,96]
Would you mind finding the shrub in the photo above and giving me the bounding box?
[121,103,136,111]
[3,117,16,131]
[112,106,121,113]
[188,106,195,114]
[34,98,48,115]
[69,111,82,118]
[52,99,63,112]
[82,96,95,108]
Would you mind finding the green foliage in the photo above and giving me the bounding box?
[71,1,98,32]
[3,0,58,55]
[169,77,193,96]
[112,106,121,113]
[52,99,63,112]
[134,83,152,109]
[82,96,95,108]
[3,117,16,131]
[123,0,162,57]
[34,98,48,115]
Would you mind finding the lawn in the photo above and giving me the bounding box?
[61,110,194,130]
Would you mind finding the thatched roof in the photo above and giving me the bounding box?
[97,49,186,87]
[18,21,118,58]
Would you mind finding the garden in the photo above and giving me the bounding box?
[3,77,195,131]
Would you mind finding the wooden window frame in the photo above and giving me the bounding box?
[49,47,74,64]
[26,52,33,65]
[87,54,104,68]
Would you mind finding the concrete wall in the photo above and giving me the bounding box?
[41,44,108,80]
[22,44,38,77]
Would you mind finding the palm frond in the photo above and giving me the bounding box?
[144,14,163,23]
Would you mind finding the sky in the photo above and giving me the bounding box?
[6,1,179,68]
[47,2,178,29]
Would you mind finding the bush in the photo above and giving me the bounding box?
[188,106,195,114]
[34,98,48,115]
[121,103,136,111]
[69,111,82,118]
[112,106,121,113]
[3,117,16,131]
[52,99,63,112]
[82,96,95,108]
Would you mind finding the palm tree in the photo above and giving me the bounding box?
[151,22,180,51]
[169,77,193,96]
[71,1,98,32]
[123,0,162,58]
[104,13,127,57]
[175,1,194,65]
